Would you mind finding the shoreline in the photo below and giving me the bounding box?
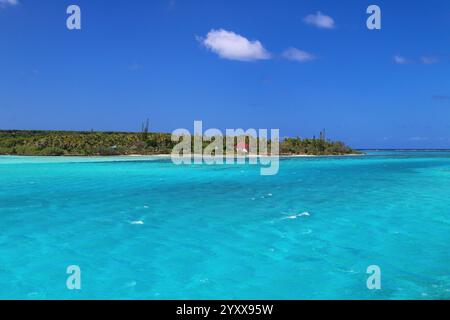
[0,153,365,158]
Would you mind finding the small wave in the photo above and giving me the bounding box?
[282,212,310,220]
[125,281,137,287]
[338,268,356,274]
[130,220,144,225]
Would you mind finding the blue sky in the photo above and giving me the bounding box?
[1,0,449,148]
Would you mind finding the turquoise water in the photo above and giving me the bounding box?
[0,151,449,300]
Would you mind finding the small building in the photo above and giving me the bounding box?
[236,142,249,154]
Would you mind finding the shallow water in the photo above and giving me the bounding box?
[0,151,449,299]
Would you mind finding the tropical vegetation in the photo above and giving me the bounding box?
[0,126,360,156]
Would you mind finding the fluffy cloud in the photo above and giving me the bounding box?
[200,29,271,61]
[0,0,19,8]
[282,48,316,62]
[394,55,440,65]
[303,11,335,29]
[393,55,410,64]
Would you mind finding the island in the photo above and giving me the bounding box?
[0,128,360,156]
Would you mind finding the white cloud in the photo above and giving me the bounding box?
[303,11,335,29]
[200,29,271,61]
[393,55,410,64]
[282,48,316,62]
[0,0,19,8]
[421,56,439,64]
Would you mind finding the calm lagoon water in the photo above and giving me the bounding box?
[0,151,449,299]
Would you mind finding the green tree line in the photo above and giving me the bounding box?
[0,128,360,156]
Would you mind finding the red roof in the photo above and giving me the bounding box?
[237,142,249,149]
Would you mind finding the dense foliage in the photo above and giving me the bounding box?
[0,129,359,156]
[280,137,358,155]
